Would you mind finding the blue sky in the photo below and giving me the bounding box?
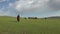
[0,0,60,18]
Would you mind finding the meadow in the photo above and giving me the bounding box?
[0,16,60,34]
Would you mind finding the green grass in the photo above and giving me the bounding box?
[0,16,60,34]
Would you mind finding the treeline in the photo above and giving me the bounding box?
[24,17,38,19]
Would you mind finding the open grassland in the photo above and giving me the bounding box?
[0,16,60,34]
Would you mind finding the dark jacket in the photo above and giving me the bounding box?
[17,15,20,22]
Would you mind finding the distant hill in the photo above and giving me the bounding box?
[0,16,60,19]
[0,16,16,18]
[47,16,60,19]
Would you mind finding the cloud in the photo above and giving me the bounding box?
[0,0,8,2]
[48,0,60,10]
[15,0,59,13]
[9,0,49,13]
[0,0,60,17]
[0,5,17,16]
[0,8,10,16]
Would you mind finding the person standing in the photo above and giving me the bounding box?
[17,14,20,22]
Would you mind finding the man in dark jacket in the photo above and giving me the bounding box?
[17,14,20,22]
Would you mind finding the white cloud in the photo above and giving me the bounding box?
[0,0,8,2]
[1,0,60,17]
[9,0,49,13]
[0,9,10,16]
[48,0,60,10]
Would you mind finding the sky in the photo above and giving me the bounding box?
[0,0,60,18]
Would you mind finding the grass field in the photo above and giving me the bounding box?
[0,16,60,34]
